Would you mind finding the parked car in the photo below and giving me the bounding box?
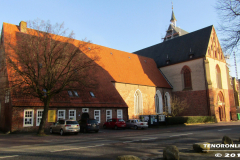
[126,119,148,129]
[78,119,99,133]
[103,118,126,130]
[50,119,80,136]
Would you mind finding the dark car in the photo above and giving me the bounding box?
[78,119,99,133]
[103,118,126,130]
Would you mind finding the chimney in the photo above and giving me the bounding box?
[19,21,27,33]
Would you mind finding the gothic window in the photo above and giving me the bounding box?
[181,66,192,89]
[165,92,171,114]
[155,90,163,114]
[216,65,222,89]
[155,94,159,113]
[134,89,143,115]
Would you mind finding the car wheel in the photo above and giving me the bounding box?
[83,128,87,133]
[103,125,106,129]
[95,130,99,133]
[50,128,53,134]
[74,132,78,135]
[60,129,64,136]
[134,125,138,130]
[114,125,118,130]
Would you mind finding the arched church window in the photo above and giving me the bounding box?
[134,89,143,115]
[155,90,163,114]
[216,65,222,89]
[165,92,171,114]
[181,66,192,89]
[155,94,159,113]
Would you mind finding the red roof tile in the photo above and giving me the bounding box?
[2,22,171,108]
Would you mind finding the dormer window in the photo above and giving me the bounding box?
[90,92,95,97]
[73,91,79,97]
[189,53,194,59]
[68,91,73,97]
[166,60,170,64]
[68,91,79,97]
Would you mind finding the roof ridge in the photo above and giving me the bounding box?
[134,25,213,53]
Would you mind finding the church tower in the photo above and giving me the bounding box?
[170,5,177,27]
[163,4,188,42]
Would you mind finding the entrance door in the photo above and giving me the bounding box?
[81,113,89,120]
[219,107,222,121]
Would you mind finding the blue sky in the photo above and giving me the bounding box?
[0,0,238,77]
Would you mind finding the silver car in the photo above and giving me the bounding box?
[126,119,148,129]
[50,119,80,135]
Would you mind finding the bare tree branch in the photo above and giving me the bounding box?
[216,0,240,53]
[1,19,100,135]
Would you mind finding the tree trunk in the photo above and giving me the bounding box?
[37,98,51,135]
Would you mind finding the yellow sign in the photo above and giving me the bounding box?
[48,110,56,122]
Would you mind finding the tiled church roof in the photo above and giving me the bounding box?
[134,25,213,68]
[2,22,171,107]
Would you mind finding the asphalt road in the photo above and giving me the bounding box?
[0,121,240,160]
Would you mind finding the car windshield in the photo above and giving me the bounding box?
[66,121,78,124]
[88,119,98,123]
[118,119,124,122]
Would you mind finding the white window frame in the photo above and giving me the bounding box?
[36,109,44,126]
[69,110,76,120]
[58,110,65,120]
[106,110,112,121]
[117,109,123,119]
[82,108,89,113]
[23,109,34,127]
[94,110,101,123]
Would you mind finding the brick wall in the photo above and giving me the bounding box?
[114,82,172,119]
[173,90,209,116]
[11,107,128,132]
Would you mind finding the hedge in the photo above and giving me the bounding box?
[165,116,215,125]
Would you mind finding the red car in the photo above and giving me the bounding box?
[103,118,126,130]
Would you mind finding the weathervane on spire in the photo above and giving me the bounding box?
[172,1,173,10]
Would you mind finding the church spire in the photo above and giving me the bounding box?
[170,2,177,27]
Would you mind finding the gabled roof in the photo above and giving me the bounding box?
[134,25,213,68]
[94,45,172,88]
[2,22,171,107]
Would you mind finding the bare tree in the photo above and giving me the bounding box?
[216,0,240,53]
[163,95,189,117]
[1,20,99,135]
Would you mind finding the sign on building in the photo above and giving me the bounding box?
[48,110,56,122]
